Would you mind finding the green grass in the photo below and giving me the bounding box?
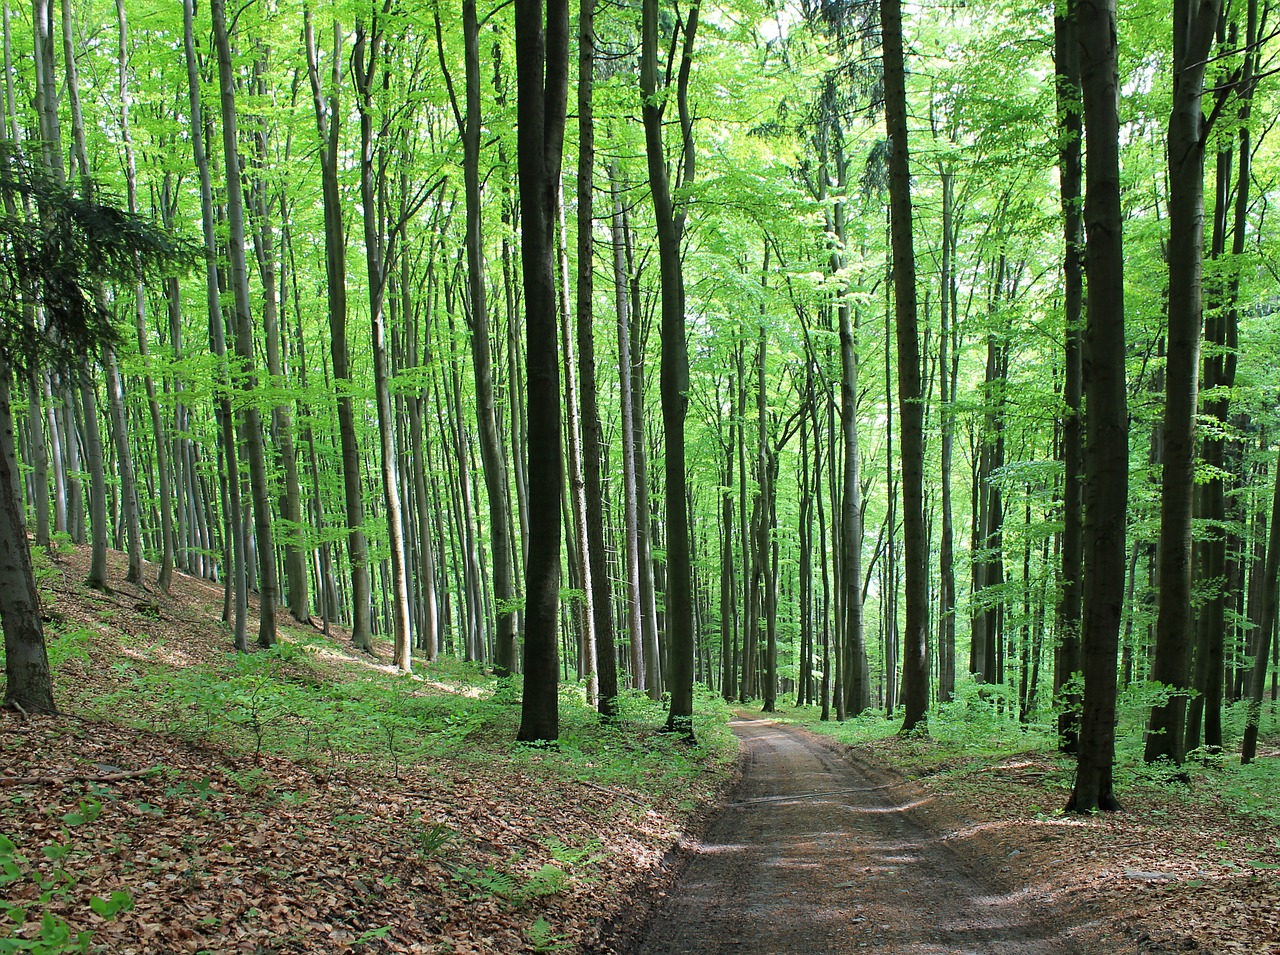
[772,676,1280,823]
[83,636,735,801]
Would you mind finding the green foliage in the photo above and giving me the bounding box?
[527,915,571,952]
[0,157,192,375]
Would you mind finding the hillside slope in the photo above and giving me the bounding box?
[1,546,735,954]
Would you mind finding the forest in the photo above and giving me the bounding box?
[1,0,1280,950]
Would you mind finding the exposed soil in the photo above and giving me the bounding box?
[627,716,1109,955]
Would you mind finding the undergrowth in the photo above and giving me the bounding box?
[74,630,735,802]
[775,675,1280,821]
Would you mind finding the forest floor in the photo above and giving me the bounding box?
[0,545,737,954]
[611,715,1280,955]
[3,545,1279,954]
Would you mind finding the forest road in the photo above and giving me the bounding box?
[631,716,1084,955]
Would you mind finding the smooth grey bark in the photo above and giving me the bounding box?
[0,9,48,551]
[937,167,959,704]
[353,9,412,672]
[103,345,144,583]
[577,0,619,718]
[116,0,172,590]
[610,170,646,689]
[211,0,278,649]
[456,0,518,677]
[247,55,308,624]
[304,10,373,651]
[50,0,111,591]
[1188,1,1258,754]
[559,186,597,699]
[184,0,247,650]
[1242,441,1280,763]
[641,0,699,737]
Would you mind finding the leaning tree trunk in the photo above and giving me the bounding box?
[1067,0,1128,813]
[880,0,929,733]
[514,0,569,744]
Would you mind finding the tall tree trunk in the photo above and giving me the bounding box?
[3,6,49,552]
[881,0,929,733]
[836,174,869,717]
[610,170,646,689]
[1068,0,1127,813]
[1145,0,1222,766]
[514,0,569,743]
[577,0,619,719]
[51,0,116,592]
[248,57,308,623]
[103,346,144,583]
[1242,442,1280,763]
[559,187,596,698]
[1054,0,1085,752]
[354,9,412,672]
[642,0,699,736]
[1189,1,1256,754]
[211,0,277,649]
[460,0,518,677]
[116,0,174,591]
[184,0,247,650]
[305,11,373,651]
[937,167,958,705]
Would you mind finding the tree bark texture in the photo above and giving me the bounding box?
[515,0,569,744]
[1146,0,1221,766]
[1068,0,1127,813]
[880,0,929,733]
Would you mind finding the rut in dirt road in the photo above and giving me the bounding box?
[635,717,1084,955]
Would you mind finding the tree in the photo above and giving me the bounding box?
[210,0,278,649]
[515,0,570,744]
[0,163,184,713]
[641,0,701,738]
[1054,0,1085,754]
[1145,0,1223,766]
[577,0,620,720]
[305,7,374,653]
[881,0,929,734]
[1067,0,1128,814]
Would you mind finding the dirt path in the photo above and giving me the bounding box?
[632,716,1085,955]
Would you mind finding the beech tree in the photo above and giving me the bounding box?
[1068,0,1128,813]
[515,0,569,743]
